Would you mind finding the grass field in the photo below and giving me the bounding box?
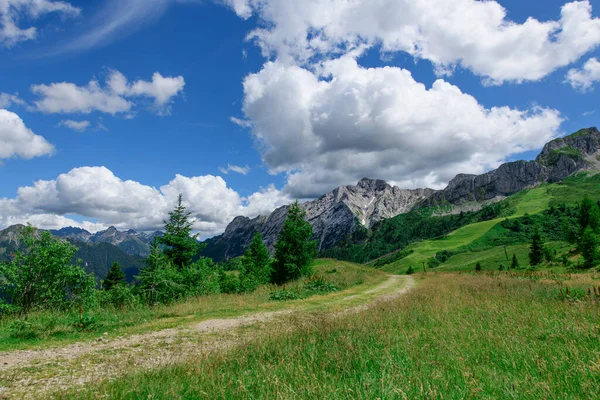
[0,260,387,352]
[58,272,600,399]
[382,178,597,275]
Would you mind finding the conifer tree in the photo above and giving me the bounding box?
[159,194,199,268]
[511,253,520,269]
[272,202,317,284]
[529,225,545,266]
[104,262,126,290]
[242,232,272,286]
[580,228,599,269]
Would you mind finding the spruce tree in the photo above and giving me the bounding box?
[511,254,520,269]
[579,228,599,269]
[242,232,272,286]
[529,226,545,266]
[159,194,199,268]
[104,262,126,290]
[272,202,317,284]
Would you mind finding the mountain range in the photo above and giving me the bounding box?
[203,127,600,261]
[1,127,599,272]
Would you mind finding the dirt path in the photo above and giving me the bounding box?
[0,275,414,398]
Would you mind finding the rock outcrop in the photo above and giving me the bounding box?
[203,179,433,261]
[422,127,600,206]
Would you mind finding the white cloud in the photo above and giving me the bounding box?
[0,93,25,108]
[230,116,252,128]
[0,0,80,47]
[228,0,600,84]
[58,119,91,132]
[219,164,251,175]
[0,109,55,160]
[566,58,600,92]
[241,57,563,197]
[31,70,185,115]
[0,166,289,235]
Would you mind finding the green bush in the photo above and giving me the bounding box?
[8,320,41,340]
[269,290,299,301]
[303,276,340,294]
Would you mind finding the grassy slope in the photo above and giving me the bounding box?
[382,187,551,274]
[383,174,600,274]
[0,260,388,352]
[62,273,600,399]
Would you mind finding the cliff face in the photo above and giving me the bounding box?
[423,127,600,206]
[203,179,433,261]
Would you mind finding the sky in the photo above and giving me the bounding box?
[0,0,599,236]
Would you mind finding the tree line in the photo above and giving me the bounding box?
[0,196,316,316]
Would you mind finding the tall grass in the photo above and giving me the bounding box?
[0,260,384,352]
[61,273,600,399]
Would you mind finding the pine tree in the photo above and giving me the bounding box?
[104,262,126,290]
[475,262,482,272]
[579,228,599,269]
[242,232,272,286]
[529,225,545,266]
[511,253,520,269]
[159,194,199,268]
[272,202,317,284]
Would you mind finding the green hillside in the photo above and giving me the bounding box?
[322,173,600,274]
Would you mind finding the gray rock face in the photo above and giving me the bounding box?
[203,179,433,261]
[423,127,600,206]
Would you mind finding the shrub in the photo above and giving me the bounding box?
[269,290,299,301]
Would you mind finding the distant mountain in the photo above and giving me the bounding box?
[204,127,600,262]
[0,225,145,282]
[51,226,163,258]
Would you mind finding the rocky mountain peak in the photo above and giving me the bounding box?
[356,178,390,192]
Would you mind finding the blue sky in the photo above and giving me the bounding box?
[0,0,599,235]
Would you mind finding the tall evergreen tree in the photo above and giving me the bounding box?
[159,194,199,268]
[104,262,126,290]
[579,228,599,269]
[511,254,520,269]
[272,202,317,284]
[579,196,600,234]
[242,232,272,286]
[529,225,545,266]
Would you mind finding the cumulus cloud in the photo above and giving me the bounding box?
[227,0,600,84]
[0,166,290,235]
[219,164,251,175]
[241,57,563,197]
[31,70,185,115]
[0,109,55,161]
[566,58,600,91]
[0,0,80,47]
[58,119,91,132]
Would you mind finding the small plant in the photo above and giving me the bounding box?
[475,263,482,272]
[303,276,340,294]
[498,264,505,271]
[406,266,415,275]
[9,320,40,340]
[72,314,99,332]
[269,289,299,301]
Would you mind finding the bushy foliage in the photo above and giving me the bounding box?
[0,226,95,315]
[579,228,599,269]
[272,202,317,284]
[136,245,220,305]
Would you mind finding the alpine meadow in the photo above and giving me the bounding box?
[1,0,600,399]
